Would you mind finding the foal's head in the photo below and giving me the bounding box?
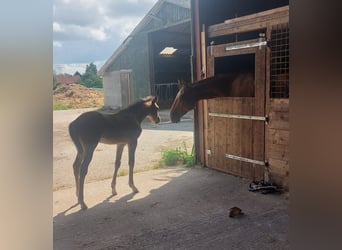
[170,80,195,123]
[143,96,161,124]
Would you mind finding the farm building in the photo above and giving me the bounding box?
[55,73,81,85]
[98,0,191,109]
[190,0,290,189]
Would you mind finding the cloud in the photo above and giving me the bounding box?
[53,41,62,47]
[54,23,107,41]
[53,0,156,42]
[53,22,64,32]
[53,0,158,64]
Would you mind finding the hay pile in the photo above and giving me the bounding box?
[53,83,104,109]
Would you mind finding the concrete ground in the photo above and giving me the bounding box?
[53,108,288,249]
[53,167,289,250]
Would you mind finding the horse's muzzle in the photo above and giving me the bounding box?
[170,115,180,123]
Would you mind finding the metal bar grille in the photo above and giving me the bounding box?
[153,82,179,106]
[269,23,289,98]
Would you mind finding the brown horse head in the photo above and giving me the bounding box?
[170,80,196,123]
[170,73,255,123]
[143,95,161,124]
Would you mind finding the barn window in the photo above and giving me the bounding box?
[159,46,178,56]
[269,23,289,98]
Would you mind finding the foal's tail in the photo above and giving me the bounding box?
[69,121,83,153]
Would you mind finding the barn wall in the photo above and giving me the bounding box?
[266,99,289,189]
[104,2,191,102]
[107,33,150,101]
[103,71,122,108]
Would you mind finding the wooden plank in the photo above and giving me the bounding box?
[264,26,272,183]
[269,158,289,175]
[253,46,266,180]
[269,161,289,175]
[268,111,289,130]
[268,145,289,161]
[203,46,214,166]
[201,24,207,78]
[206,100,213,167]
[269,99,289,112]
[240,101,253,178]
[216,100,226,169]
[268,129,289,146]
[208,6,289,38]
[203,100,209,166]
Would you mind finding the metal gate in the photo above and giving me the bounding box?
[204,38,267,181]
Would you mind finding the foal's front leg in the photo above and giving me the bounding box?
[128,140,139,193]
[111,144,125,195]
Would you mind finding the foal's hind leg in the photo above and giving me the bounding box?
[128,140,139,193]
[78,144,96,210]
[111,144,125,195]
[73,152,83,197]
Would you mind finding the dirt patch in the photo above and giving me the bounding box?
[53,83,104,109]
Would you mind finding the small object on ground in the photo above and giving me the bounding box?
[229,206,244,217]
[249,181,282,194]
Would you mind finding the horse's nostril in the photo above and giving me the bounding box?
[171,116,180,123]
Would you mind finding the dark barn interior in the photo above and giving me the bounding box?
[214,53,255,76]
[149,21,191,108]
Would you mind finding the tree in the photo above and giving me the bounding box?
[79,62,103,88]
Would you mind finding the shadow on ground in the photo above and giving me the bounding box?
[53,167,288,250]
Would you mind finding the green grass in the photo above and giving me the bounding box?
[161,142,195,168]
[53,102,71,110]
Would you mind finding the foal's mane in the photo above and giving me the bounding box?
[120,96,155,113]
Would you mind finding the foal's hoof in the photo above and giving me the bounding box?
[132,186,139,193]
[112,189,117,196]
[79,202,88,210]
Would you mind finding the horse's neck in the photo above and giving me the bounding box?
[192,74,254,101]
[193,79,229,101]
[120,104,148,124]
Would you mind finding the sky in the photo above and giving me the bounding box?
[53,0,158,74]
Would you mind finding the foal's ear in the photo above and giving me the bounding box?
[152,96,158,104]
[178,79,187,88]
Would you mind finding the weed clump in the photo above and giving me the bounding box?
[161,142,195,168]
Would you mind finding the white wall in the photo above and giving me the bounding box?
[103,70,133,109]
[103,71,122,108]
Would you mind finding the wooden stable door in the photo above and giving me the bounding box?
[204,39,267,181]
